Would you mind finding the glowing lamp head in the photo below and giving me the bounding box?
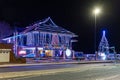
[103,30,105,34]
[66,48,71,57]
[103,30,106,36]
[102,55,106,60]
[101,52,106,60]
[94,8,101,15]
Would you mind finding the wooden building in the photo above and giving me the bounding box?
[3,17,77,60]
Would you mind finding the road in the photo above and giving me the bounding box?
[0,63,79,73]
[0,62,99,73]
[0,62,118,80]
[3,63,120,80]
[0,60,113,73]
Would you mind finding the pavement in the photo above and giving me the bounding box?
[0,60,113,68]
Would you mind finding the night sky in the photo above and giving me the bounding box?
[0,0,120,54]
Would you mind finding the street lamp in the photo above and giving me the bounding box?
[93,8,101,54]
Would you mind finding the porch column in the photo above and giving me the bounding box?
[72,50,75,59]
[63,51,66,59]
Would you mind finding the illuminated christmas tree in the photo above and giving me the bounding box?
[98,30,109,54]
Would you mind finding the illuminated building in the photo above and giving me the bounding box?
[3,17,77,59]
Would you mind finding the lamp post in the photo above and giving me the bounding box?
[93,8,101,54]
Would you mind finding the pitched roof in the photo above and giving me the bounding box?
[22,17,75,35]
